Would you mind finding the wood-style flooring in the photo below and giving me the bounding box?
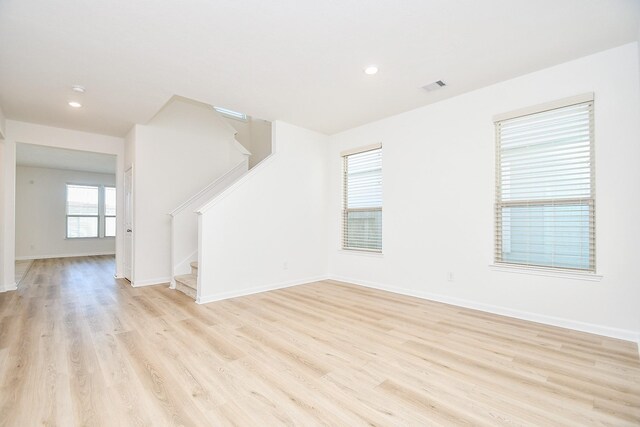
[0,256,639,426]
[13,260,33,286]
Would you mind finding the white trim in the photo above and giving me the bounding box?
[340,142,382,157]
[15,251,115,261]
[489,264,603,281]
[196,152,278,214]
[0,282,17,293]
[329,275,639,343]
[131,276,171,287]
[493,92,594,122]
[196,274,329,304]
[170,160,248,216]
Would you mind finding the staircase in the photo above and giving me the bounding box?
[174,261,198,298]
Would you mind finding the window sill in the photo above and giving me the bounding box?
[489,264,602,282]
[65,236,115,240]
[339,249,384,258]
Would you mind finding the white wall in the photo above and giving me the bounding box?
[0,136,5,290]
[15,166,116,259]
[0,108,6,292]
[225,116,272,168]
[197,121,329,302]
[127,97,249,286]
[0,121,125,290]
[124,126,136,169]
[0,104,6,139]
[249,119,273,168]
[328,42,640,340]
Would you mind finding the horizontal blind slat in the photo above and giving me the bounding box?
[343,147,382,252]
[496,100,594,271]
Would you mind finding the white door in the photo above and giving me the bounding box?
[124,167,133,281]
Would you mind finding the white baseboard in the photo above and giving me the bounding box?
[196,274,329,304]
[15,251,115,261]
[329,275,640,343]
[0,282,17,293]
[131,277,171,287]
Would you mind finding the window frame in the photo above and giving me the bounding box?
[65,184,100,239]
[65,184,116,239]
[341,143,383,253]
[493,93,596,274]
[214,106,248,122]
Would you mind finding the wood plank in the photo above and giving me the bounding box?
[0,256,638,426]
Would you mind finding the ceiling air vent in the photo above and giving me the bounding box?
[422,80,446,92]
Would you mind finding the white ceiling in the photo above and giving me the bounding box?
[0,0,638,137]
[16,143,116,174]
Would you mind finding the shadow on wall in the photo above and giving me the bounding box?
[222,115,272,169]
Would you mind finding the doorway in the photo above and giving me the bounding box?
[13,143,119,277]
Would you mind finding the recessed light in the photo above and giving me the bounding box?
[68,101,82,108]
[364,65,379,75]
[71,85,86,93]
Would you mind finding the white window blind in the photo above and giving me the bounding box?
[66,184,99,238]
[495,97,595,272]
[66,184,116,239]
[104,186,116,237]
[342,145,382,252]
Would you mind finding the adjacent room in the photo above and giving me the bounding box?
[0,1,639,425]
[14,144,117,265]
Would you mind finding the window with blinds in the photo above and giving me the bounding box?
[342,144,382,252]
[495,95,595,272]
[66,184,116,239]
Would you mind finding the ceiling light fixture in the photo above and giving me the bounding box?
[364,65,379,75]
[71,85,86,93]
[68,101,82,108]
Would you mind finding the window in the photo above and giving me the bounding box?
[66,185,99,238]
[342,144,382,252]
[495,94,595,272]
[104,186,116,237]
[66,184,116,238]
[214,106,247,121]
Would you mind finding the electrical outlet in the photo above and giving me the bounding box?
[283,261,288,270]
[447,272,454,282]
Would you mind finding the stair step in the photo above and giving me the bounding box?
[174,273,197,299]
[190,261,198,270]
[175,274,197,289]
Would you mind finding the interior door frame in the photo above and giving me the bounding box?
[124,166,134,282]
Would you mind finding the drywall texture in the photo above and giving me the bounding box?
[328,43,640,338]
[127,97,249,285]
[15,166,116,259]
[0,120,125,290]
[198,121,329,301]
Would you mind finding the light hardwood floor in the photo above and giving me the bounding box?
[13,260,33,286]
[0,256,638,426]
